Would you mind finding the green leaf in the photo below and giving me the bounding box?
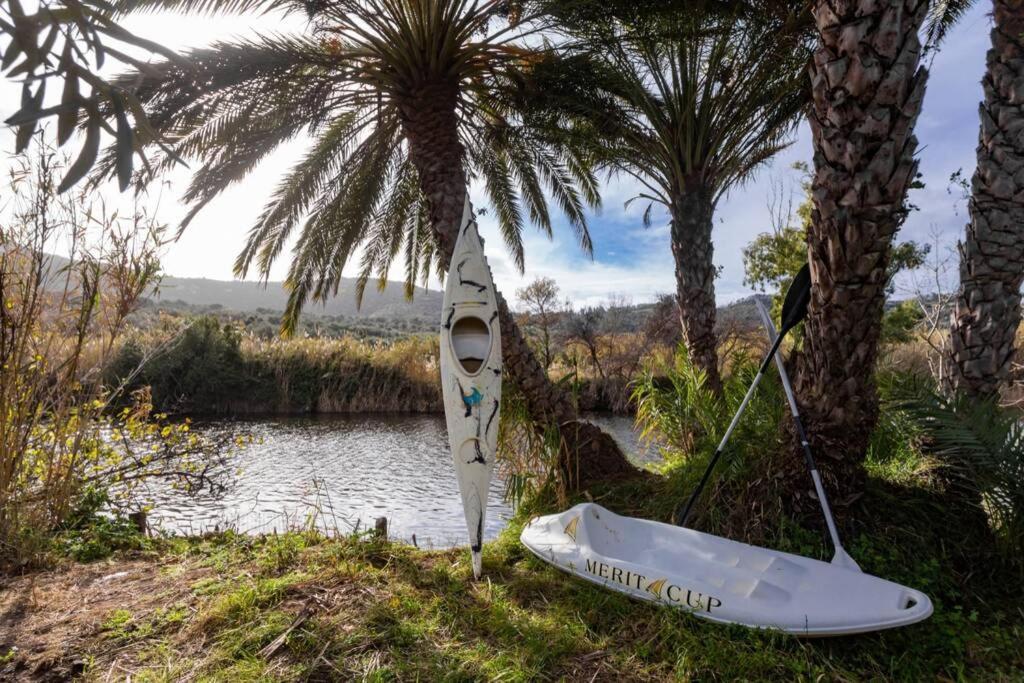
[1,30,24,70]
[14,80,45,153]
[58,53,81,145]
[121,92,159,143]
[92,25,106,68]
[59,115,101,193]
[39,22,60,58]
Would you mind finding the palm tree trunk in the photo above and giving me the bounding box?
[670,190,723,395]
[398,82,468,252]
[782,0,929,517]
[398,81,638,485]
[950,0,1024,399]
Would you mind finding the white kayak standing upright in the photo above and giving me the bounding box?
[441,195,501,579]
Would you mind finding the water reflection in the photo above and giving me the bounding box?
[143,413,648,547]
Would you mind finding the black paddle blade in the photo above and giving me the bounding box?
[779,263,811,335]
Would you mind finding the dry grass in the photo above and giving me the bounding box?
[242,334,442,413]
[0,558,213,681]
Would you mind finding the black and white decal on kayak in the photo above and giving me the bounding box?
[440,196,502,579]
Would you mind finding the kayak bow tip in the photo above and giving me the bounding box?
[472,550,483,579]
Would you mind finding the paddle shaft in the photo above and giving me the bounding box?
[753,300,847,560]
[674,332,785,527]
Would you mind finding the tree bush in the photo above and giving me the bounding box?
[114,317,250,413]
[0,146,231,568]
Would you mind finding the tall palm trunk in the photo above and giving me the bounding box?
[398,82,468,250]
[783,0,929,516]
[670,188,723,396]
[950,0,1024,399]
[398,81,638,484]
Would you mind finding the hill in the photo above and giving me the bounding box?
[144,271,773,341]
[153,274,443,320]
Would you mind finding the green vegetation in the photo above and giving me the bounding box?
[4,347,1021,680]
[0,147,232,569]
[1,0,171,192]
[898,384,1024,560]
[4,3,1023,680]
[136,298,439,341]
[7,440,1020,680]
[633,346,784,484]
[108,318,442,414]
[111,293,736,415]
[54,487,153,563]
[743,163,929,325]
[552,0,809,394]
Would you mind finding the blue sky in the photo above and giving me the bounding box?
[0,4,993,309]
[482,3,992,307]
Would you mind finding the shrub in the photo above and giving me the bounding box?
[896,382,1024,565]
[633,345,783,463]
[631,344,784,525]
[112,316,249,412]
[0,145,232,568]
[881,300,925,345]
[110,329,442,414]
[55,488,150,562]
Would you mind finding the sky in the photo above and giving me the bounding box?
[0,4,993,310]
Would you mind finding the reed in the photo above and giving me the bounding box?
[246,334,440,411]
[0,146,229,568]
[110,325,443,414]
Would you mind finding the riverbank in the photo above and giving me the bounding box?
[109,318,637,416]
[109,321,445,414]
[2,474,1021,681]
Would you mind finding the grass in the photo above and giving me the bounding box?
[3,466,1019,682]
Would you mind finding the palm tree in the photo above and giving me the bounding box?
[554,2,809,395]
[107,0,637,481]
[784,0,930,514]
[949,0,1024,399]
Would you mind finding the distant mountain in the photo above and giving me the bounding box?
[717,294,774,328]
[153,274,443,320]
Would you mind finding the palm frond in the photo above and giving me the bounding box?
[279,114,402,334]
[924,0,977,50]
[472,146,526,272]
[114,0,307,16]
[354,157,423,305]
[107,0,603,333]
[568,4,809,204]
[534,146,592,254]
[896,383,1024,560]
[235,107,378,279]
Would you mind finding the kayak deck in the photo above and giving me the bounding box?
[521,503,933,636]
[441,198,501,579]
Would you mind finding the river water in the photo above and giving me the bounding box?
[145,413,653,548]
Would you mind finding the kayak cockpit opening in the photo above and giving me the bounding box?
[451,315,491,374]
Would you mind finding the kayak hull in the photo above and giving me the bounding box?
[521,503,933,636]
[441,197,502,578]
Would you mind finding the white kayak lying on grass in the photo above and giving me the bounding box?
[441,196,502,579]
[521,503,933,636]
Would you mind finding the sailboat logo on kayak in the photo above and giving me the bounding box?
[564,516,580,542]
[645,578,667,599]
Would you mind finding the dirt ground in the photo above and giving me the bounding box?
[0,557,211,682]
